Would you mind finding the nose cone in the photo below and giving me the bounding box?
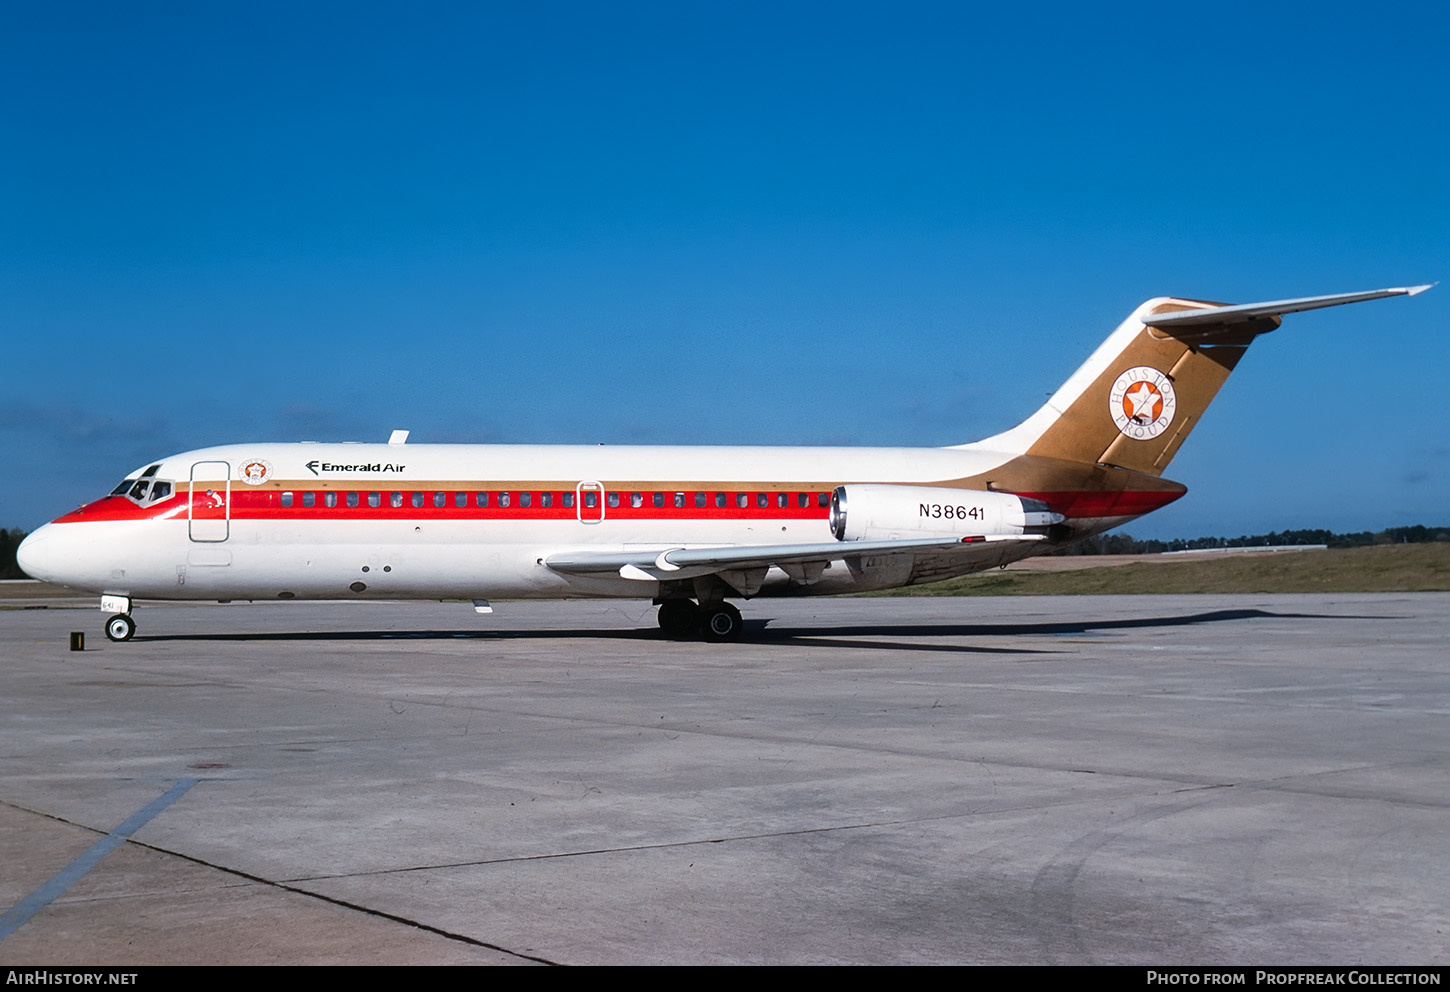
[17,523,112,592]
[16,525,53,581]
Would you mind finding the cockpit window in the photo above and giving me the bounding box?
[113,477,174,504]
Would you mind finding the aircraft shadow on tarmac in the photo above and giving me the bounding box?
[129,607,1383,657]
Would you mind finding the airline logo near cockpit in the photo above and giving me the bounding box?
[304,460,408,476]
[240,459,273,485]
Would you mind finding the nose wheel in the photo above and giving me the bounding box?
[104,613,136,642]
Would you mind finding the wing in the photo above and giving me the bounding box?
[545,534,1043,593]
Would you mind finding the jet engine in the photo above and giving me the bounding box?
[829,485,1064,542]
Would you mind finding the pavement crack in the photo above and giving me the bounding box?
[285,797,1139,881]
[121,839,559,965]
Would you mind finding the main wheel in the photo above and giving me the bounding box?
[698,602,743,642]
[657,599,699,636]
[104,613,136,642]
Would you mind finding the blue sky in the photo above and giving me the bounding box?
[3,1,1446,538]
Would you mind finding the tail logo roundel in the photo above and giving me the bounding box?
[1109,367,1177,440]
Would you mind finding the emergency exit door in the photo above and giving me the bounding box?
[576,481,604,523]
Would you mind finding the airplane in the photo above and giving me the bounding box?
[16,285,1430,643]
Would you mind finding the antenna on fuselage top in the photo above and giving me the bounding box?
[388,430,410,445]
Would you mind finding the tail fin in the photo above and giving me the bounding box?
[967,285,1431,476]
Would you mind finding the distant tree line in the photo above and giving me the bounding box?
[1053,525,1450,556]
[3,524,1447,580]
[0,529,27,579]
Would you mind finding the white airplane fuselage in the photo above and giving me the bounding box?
[18,439,1131,603]
[17,285,1429,640]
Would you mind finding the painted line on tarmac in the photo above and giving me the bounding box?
[0,778,200,941]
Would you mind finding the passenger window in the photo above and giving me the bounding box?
[696,492,706,508]
[777,492,788,508]
[326,492,338,508]
[818,492,830,508]
[411,491,423,508]
[607,492,620,508]
[455,492,466,508]
[368,492,380,508]
[303,492,316,508]
[674,492,685,508]
[281,492,293,507]
[757,493,768,508]
[476,492,489,507]
[540,492,553,508]
[391,492,403,508]
[562,492,575,508]
[520,492,532,508]
[653,492,665,508]
[347,492,359,508]
[798,492,809,508]
[584,492,598,508]
[715,492,726,508]
[630,492,643,508]
[737,493,749,508]
[499,492,511,507]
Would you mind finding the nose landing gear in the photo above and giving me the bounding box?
[100,595,136,642]
[104,612,136,642]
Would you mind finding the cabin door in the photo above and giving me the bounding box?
[576,481,605,524]
[189,461,231,542]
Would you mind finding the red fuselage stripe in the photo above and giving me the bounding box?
[51,488,1182,524]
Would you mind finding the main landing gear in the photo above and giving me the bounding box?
[656,599,743,642]
[656,599,699,636]
[101,595,135,642]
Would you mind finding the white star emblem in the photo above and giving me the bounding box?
[1109,366,1177,440]
[1124,382,1159,423]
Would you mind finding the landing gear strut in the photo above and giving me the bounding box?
[104,613,136,642]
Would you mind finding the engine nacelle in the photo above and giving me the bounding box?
[829,485,1064,542]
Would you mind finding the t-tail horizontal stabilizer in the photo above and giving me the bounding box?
[1144,284,1433,329]
[968,283,1433,477]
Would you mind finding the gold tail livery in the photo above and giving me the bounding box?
[18,285,1431,641]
